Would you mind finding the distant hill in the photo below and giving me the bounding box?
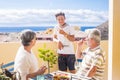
[96,21,108,40]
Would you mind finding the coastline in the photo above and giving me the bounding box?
[0,27,88,42]
[0,28,53,42]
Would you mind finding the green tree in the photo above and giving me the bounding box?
[38,43,57,73]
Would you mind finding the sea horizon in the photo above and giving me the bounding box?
[0,26,96,33]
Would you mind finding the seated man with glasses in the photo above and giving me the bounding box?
[75,29,105,80]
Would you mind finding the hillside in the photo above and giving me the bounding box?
[96,21,108,40]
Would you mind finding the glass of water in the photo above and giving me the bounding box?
[74,61,80,70]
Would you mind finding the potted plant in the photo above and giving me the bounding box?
[38,43,57,73]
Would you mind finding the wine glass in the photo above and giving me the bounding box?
[74,59,82,70]
[74,61,80,70]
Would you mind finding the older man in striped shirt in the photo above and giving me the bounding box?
[75,29,105,80]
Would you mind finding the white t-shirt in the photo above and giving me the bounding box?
[14,46,38,80]
[53,25,75,54]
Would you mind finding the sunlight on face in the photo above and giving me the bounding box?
[31,36,37,46]
[86,37,93,47]
[56,15,65,26]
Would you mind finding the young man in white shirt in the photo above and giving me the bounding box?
[14,30,47,80]
[53,12,76,73]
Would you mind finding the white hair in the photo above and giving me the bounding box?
[85,29,101,43]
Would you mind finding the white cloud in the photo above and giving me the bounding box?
[0,9,108,26]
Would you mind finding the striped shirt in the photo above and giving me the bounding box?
[76,46,105,80]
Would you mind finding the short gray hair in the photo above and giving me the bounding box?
[86,29,101,43]
[20,29,36,46]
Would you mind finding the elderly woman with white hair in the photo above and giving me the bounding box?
[75,29,105,80]
[14,30,47,80]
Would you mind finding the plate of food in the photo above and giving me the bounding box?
[51,71,71,80]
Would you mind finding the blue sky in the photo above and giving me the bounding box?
[0,0,109,26]
[0,0,108,11]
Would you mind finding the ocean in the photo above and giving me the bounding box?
[0,26,54,33]
[0,26,96,32]
[80,26,96,31]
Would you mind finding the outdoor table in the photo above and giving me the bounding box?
[36,71,91,80]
